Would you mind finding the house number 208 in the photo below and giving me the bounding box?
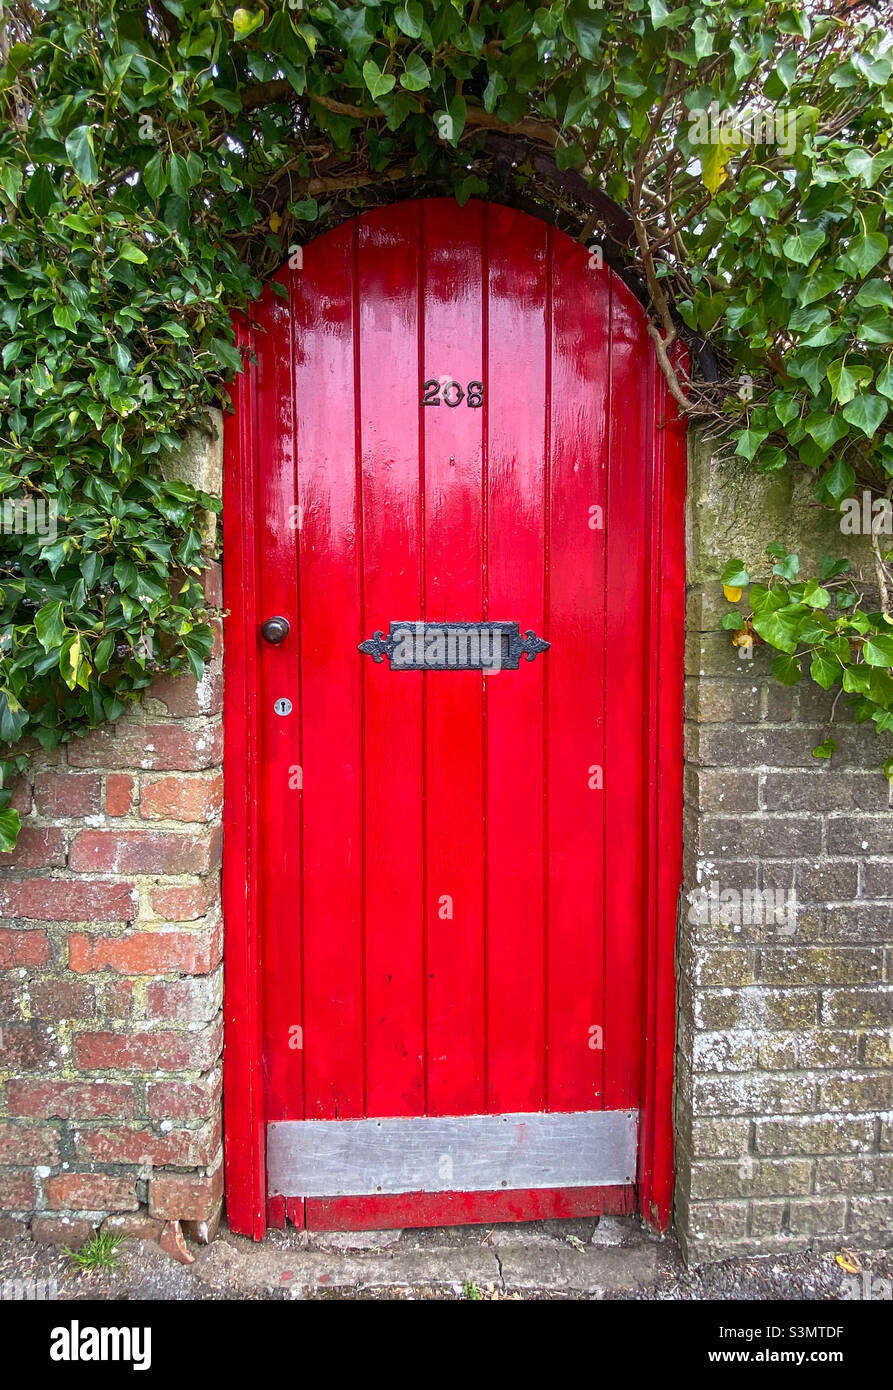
[421,379,484,408]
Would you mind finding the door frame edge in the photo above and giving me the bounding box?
[221,315,267,1239]
[637,348,687,1230]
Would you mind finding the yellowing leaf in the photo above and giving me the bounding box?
[701,138,733,196]
[723,584,743,602]
[232,8,264,39]
[296,24,318,56]
[269,211,282,233]
[61,634,81,691]
[836,1250,861,1275]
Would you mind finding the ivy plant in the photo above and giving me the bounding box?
[1,0,892,851]
[723,544,893,774]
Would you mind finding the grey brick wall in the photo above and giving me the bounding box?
[675,440,893,1262]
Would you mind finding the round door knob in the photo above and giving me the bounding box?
[261,615,290,645]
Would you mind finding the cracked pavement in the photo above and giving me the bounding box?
[2,1214,892,1301]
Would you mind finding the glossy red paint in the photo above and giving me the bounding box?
[223,199,686,1238]
[304,1185,635,1233]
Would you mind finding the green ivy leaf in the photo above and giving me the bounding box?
[803,579,831,609]
[734,428,769,462]
[752,608,802,654]
[750,584,788,615]
[560,4,603,61]
[394,2,424,39]
[64,126,99,185]
[363,59,396,100]
[782,228,825,266]
[855,279,893,309]
[142,150,166,200]
[842,393,888,437]
[772,653,802,685]
[827,360,859,406]
[434,95,466,145]
[34,601,66,653]
[863,634,893,666]
[839,232,888,277]
[0,163,23,207]
[24,167,54,217]
[94,636,114,673]
[400,54,431,91]
[210,337,243,373]
[290,196,318,222]
[483,70,508,113]
[162,157,184,202]
[721,558,750,587]
[772,552,799,581]
[819,457,856,503]
[810,649,840,688]
[0,807,21,853]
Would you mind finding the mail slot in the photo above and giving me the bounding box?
[358,621,550,671]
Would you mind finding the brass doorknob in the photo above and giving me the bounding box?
[261,616,290,645]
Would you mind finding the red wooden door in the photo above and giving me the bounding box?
[223,199,685,1237]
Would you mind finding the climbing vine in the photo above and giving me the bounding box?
[1,0,893,847]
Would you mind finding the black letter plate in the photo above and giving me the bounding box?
[358,622,550,671]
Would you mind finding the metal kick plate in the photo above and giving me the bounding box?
[267,1109,637,1197]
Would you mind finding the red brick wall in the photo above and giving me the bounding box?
[0,568,224,1247]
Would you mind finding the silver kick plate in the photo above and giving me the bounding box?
[267,1109,638,1198]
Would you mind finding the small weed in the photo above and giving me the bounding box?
[463,1279,482,1300]
[65,1231,122,1272]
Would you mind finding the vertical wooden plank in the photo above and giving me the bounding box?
[358,203,426,1115]
[484,204,548,1114]
[639,347,686,1227]
[545,228,610,1113]
[285,1196,306,1229]
[423,200,486,1116]
[221,315,266,1237]
[603,283,651,1110]
[296,223,365,1119]
[266,1195,286,1231]
[252,270,304,1126]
